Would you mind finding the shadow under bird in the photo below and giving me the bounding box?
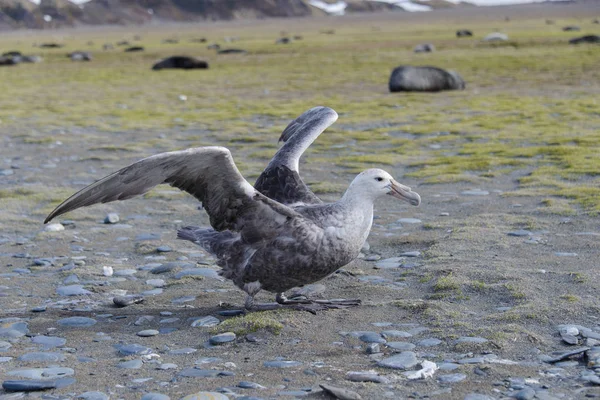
[45,107,421,312]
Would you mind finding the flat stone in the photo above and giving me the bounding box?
[137,329,159,337]
[346,371,389,384]
[437,373,467,383]
[455,337,488,344]
[146,279,166,287]
[6,367,74,379]
[178,369,231,378]
[172,296,196,303]
[555,252,577,257]
[458,357,485,364]
[141,394,171,400]
[190,316,221,327]
[417,338,442,347]
[180,393,230,400]
[264,360,302,368]
[238,381,266,389]
[31,335,66,348]
[157,363,178,370]
[381,330,412,338]
[2,379,57,391]
[168,348,197,355]
[400,251,420,257]
[78,391,110,400]
[319,384,362,400]
[57,317,97,327]
[174,268,222,280]
[117,359,143,369]
[377,352,418,370]
[438,362,459,371]
[359,332,386,344]
[56,285,92,296]
[114,343,152,356]
[461,189,489,196]
[541,347,590,363]
[513,387,536,400]
[508,230,531,237]
[114,295,144,307]
[209,332,236,345]
[386,342,416,351]
[156,246,172,253]
[375,257,403,269]
[18,352,66,362]
[397,218,422,224]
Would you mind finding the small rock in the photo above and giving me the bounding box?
[377,352,418,370]
[319,383,362,400]
[104,213,120,224]
[264,360,302,368]
[137,329,159,337]
[44,223,65,232]
[117,359,143,369]
[190,316,221,327]
[209,332,236,345]
[113,295,145,307]
[437,373,467,383]
[179,393,229,400]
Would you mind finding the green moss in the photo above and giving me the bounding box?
[433,275,460,292]
[211,311,285,335]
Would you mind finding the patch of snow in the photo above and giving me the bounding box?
[309,0,348,16]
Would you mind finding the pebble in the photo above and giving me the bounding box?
[377,352,418,370]
[508,230,532,237]
[104,213,120,224]
[114,295,145,307]
[142,394,171,400]
[238,381,266,389]
[174,268,222,280]
[44,223,65,232]
[156,246,172,253]
[190,316,221,327]
[513,387,536,400]
[417,338,442,347]
[168,348,197,355]
[437,373,467,383]
[78,392,110,400]
[57,317,97,327]
[157,363,178,370]
[397,218,422,224]
[117,359,143,369]
[366,343,380,354]
[114,343,152,356]
[386,342,416,351]
[137,329,160,337]
[18,352,66,362]
[56,285,92,296]
[31,335,66,348]
[382,330,412,338]
[359,332,386,344]
[6,367,74,379]
[264,360,302,368]
[455,337,488,344]
[319,384,362,400]
[346,371,389,384]
[146,279,166,287]
[180,393,230,400]
[400,251,421,257]
[178,369,232,378]
[2,378,70,392]
[461,189,489,196]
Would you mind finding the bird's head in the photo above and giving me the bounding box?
[351,169,421,206]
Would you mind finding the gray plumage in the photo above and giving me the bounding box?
[45,107,421,311]
[389,66,465,93]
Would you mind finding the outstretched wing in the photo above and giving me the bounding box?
[45,146,300,238]
[254,106,338,205]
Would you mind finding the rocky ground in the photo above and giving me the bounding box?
[1,120,599,400]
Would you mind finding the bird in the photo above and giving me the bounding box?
[44,106,421,312]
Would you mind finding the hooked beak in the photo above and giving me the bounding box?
[388,180,421,206]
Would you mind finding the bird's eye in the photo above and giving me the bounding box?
[375,177,384,182]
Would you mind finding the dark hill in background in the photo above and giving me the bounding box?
[0,0,455,29]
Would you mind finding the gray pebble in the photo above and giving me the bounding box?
[31,335,66,348]
[56,285,91,296]
[437,373,467,383]
[458,357,485,364]
[6,367,74,379]
[381,330,412,338]
[386,341,416,351]
[174,268,222,280]
[319,383,362,400]
[513,387,536,400]
[400,251,421,257]
[397,218,422,224]
[172,296,196,304]
[168,348,197,355]
[417,338,442,347]
[18,352,65,362]
[78,391,110,400]
[264,360,302,368]
[156,246,172,253]
[346,371,389,384]
[135,315,155,326]
[377,352,418,370]
[438,362,459,371]
[238,381,266,389]
[209,332,236,345]
[117,359,143,369]
[141,394,171,400]
[157,363,178,370]
[57,317,97,327]
[178,368,231,378]
[461,189,489,196]
[455,337,488,344]
[359,332,386,344]
[114,343,152,356]
[2,379,58,392]
[104,213,120,224]
[508,230,531,237]
[146,279,166,287]
[190,316,221,327]
[114,295,144,307]
[137,329,159,337]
